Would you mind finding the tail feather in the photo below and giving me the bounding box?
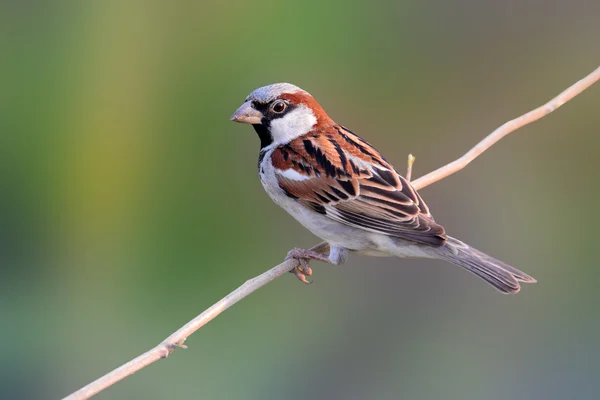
[432,236,536,294]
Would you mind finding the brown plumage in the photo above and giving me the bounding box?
[271,125,447,246]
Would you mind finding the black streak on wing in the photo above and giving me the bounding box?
[335,127,375,158]
[329,185,349,200]
[322,190,340,202]
[335,211,413,237]
[304,139,339,178]
[303,139,316,156]
[315,192,331,204]
[279,184,299,200]
[337,179,356,196]
[375,168,399,187]
[335,207,445,246]
[361,186,413,204]
[309,203,326,214]
[285,144,316,169]
[349,159,360,174]
[398,176,430,214]
[361,195,415,215]
[329,137,348,174]
[366,174,392,187]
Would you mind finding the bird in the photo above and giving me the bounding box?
[230,83,536,293]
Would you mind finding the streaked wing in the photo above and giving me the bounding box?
[271,125,446,245]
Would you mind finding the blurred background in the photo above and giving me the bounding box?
[2,1,600,399]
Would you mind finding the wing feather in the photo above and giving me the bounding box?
[271,125,446,245]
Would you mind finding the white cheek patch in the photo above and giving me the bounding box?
[269,105,317,145]
[276,168,312,181]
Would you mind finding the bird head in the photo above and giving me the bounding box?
[231,83,333,148]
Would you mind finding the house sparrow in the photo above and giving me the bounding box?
[231,83,536,293]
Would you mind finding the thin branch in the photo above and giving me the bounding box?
[411,65,600,191]
[64,65,600,400]
[64,242,329,400]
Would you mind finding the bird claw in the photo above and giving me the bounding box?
[292,259,313,284]
[292,265,313,284]
[286,249,316,284]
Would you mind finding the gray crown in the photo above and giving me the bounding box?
[246,83,308,103]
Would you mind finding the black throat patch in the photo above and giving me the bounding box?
[250,100,298,150]
[252,124,273,149]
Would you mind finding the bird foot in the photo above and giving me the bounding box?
[285,248,330,284]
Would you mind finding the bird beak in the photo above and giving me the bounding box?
[230,101,263,124]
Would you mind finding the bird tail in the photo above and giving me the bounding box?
[429,236,537,294]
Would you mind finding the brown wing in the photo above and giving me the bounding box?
[271,125,447,246]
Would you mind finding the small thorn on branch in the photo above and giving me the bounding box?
[159,346,172,359]
[159,340,188,359]
[406,153,416,181]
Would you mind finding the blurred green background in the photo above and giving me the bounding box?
[2,1,600,399]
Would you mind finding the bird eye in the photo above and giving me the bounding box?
[271,101,287,114]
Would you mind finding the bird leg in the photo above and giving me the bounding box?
[285,247,331,284]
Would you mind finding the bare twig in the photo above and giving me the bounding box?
[411,65,600,191]
[64,242,329,400]
[64,65,600,400]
